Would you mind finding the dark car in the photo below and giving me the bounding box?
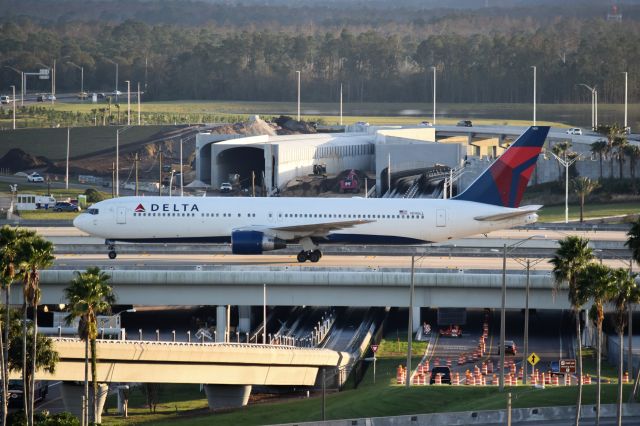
[429,366,452,385]
[456,120,473,127]
[498,340,518,355]
[6,379,48,407]
[54,201,80,212]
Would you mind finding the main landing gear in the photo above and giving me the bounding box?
[106,240,117,259]
[297,249,322,263]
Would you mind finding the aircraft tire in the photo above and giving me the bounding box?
[309,250,321,263]
[108,251,117,259]
[297,251,307,263]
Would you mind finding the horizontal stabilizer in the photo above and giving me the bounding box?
[474,205,542,222]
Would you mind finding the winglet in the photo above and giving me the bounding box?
[454,126,549,208]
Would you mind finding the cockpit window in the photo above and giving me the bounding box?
[85,208,99,215]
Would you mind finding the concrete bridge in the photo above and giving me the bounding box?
[12,338,351,414]
[33,267,569,310]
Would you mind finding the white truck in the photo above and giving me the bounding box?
[15,194,56,211]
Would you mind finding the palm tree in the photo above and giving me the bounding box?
[16,235,53,426]
[596,124,622,179]
[591,140,608,180]
[610,268,640,426]
[550,235,594,426]
[612,136,628,180]
[578,263,615,426]
[572,177,599,223]
[624,145,640,193]
[64,267,115,425]
[627,218,640,267]
[0,226,34,426]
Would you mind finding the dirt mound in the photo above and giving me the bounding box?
[274,115,317,134]
[0,148,49,172]
[211,115,277,136]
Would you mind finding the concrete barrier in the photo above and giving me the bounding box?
[275,403,640,425]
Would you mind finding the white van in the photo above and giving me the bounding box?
[15,194,56,211]
[566,128,582,135]
[0,95,11,104]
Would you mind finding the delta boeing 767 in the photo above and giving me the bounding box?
[73,126,550,263]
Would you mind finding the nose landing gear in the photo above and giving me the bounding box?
[106,240,117,259]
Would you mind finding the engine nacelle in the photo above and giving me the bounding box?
[231,230,286,254]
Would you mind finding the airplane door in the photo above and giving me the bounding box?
[436,209,446,227]
[116,207,127,224]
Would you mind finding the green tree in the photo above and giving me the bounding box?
[64,268,115,425]
[590,140,608,181]
[6,312,58,426]
[550,235,594,426]
[572,177,599,223]
[16,235,54,426]
[609,268,640,426]
[578,263,615,426]
[627,218,640,267]
[0,226,35,426]
[612,136,628,180]
[624,145,640,192]
[595,124,623,179]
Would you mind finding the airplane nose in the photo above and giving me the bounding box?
[73,214,87,231]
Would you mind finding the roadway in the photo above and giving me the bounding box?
[53,253,631,271]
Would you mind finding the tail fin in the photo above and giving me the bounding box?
[453,126,549,208]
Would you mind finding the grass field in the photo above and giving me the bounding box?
[98,334,635,426]
[537,202,640,223]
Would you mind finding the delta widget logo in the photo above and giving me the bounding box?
[134,204,146,213]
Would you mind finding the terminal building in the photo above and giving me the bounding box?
[195,120,617,197]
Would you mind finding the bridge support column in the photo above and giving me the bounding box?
[413,306,421,333]
[61,381,109,423]
[216,305,227,342]
[203,384,252,410]
[238,305,252,334]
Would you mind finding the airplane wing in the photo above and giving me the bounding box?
[234,219,374,239]
[474,205,542,222]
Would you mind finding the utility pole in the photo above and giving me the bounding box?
[523,260,530,384]
[406,255,415,388]
[66,127,70,189]
[551,150,579,224]
[126,80,131,125]
[340,83,343,126]
[180,138,184,196]
[158,150,163,196]
[110,162,115,198]
[500,243,506,391]
[432,66,437,125]
[11,85,16,130]
[137,82,141,125]
[532,66,536,126]
[296,70,301,121]
[623,72,628,131]
[134,153,140,196]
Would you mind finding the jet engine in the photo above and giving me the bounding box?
[231,230,287,254]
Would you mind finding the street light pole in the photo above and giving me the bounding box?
[67,62,84,98]
[623,72,628,131]
[551,150,579,224]
[5,66,24,106]
[263,284,267,345]
[578,84,596,130]
[431,66,437,125]
[11,85,16,130]
[137,82,141,125]
[406,255,415,387]
[125,80,131,125]
[180,138,184,196]
[523,259,530,384]
[66,127,70,190]
[296,70,301,121]
[340,83,343,126]
[500,243,506,391]
[532,66,536,126]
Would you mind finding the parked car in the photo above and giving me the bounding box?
[44,94,56,101]
[439,324,463,338]
[0,95,11,104]
[456,120,473,127]
[419,121,433,127]
[220,182,233,193]
[6,379,48,407]
[498,340,518,355]
[566,128,582,135]
[53,202,80,212]
[97,93,106,99]
[36,94,45,102]
[77,92,88,99]
[355,121,370,126]
[27,172,44,183]
[429,366,452,384]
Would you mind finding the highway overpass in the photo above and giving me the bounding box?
[31,267,570,310]
[12,338,352,413]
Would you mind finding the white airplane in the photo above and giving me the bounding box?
[74,126,550,263]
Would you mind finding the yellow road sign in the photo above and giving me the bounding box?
[527,352,540,366]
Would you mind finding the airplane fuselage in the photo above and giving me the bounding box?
[74,195,537,245]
